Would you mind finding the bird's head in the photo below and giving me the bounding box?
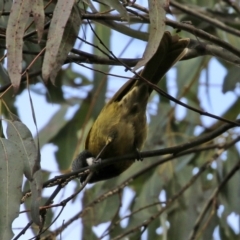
[72,150,95,183]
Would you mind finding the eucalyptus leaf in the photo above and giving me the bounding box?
[6,120,42,226]
[133,0,167,71]
[6,0,31,91]
[0,138,25,240]
[222,65,240,93]
[100,0,129,21]
[42,2,81,83]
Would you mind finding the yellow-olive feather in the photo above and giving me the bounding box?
[72,32,189,183]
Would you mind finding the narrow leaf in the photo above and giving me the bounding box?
[83,0,98,13]
[38,105,69,148]
[6,0,31,92]
[0,0,12,18]
[30,170,42,226]
[31,0,45,42]
[7,120,39,179]
[6,120,42,226]
[100,0,129,21]
[0,138,25,240]
[50,4,82,83]
[42,0,78,83]
[222,66,240,93]
[133,0,167,71]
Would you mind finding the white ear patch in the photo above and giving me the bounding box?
[86,157,95,166]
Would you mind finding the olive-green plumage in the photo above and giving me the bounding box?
[72,32,189,183]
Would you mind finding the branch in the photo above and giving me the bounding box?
[112,136,240,239]
[69,40,240,67]
[44,138,240,238]
[170,0,240,37]
[20,119,240,198]
[222,0,240,14]
[165,18,240,58]
[80,13,240,58]
[188,160,240,240]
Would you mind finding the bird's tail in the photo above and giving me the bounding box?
[140,31,189,94]
[111,32,189,103]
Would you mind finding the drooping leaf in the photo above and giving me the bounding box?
[22,170,54,236]
[30,170,42,226]
[7,120,39,178]
[0,0,12,19]
[6,120,42,226]
[6,0,31,91]
[92,13,110,118]
[100,0,129,21]
[97,20,148,42]
[37,104,69,148]
[81,0,98,13]
[31,0,45,42]
[0,63,10,85]
[220,146,240,215]
[222,65,240,93]
[0,138,25,240]
[133,0,167,71]
[42,2,81,84]
[82,183,120,225]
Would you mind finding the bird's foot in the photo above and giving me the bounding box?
[135,148,143,161]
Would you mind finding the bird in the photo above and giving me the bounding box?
[72,32,189,183]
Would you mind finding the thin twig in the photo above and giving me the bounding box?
[188,160,240,240]
[170,0,240,37]
[46,138,240,238]
[222,0,240,14]
[20,128,240,198]
[112,138,239,240]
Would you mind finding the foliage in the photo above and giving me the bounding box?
[0,0,240,239]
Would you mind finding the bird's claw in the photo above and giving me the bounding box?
[135,149,143,161]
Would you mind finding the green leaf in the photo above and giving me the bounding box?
[97,20,148,41]
[100,0,129,21]
[42,2,81,83]
[222,66,240,93]
[38,104,69,148]
[133,0,167,71]
[220,146,240,215]
[6,120,42,226]
[82,183,120,238]
[166,166,202,240]
[0,63,10,85]
[7,120,39,178]
[22,170,54,236]
[83,183,120,225]
[6,0,31,91]
[0,138,25,240]
[31,0,45,42]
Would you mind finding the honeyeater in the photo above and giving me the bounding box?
[72,32,189,183]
